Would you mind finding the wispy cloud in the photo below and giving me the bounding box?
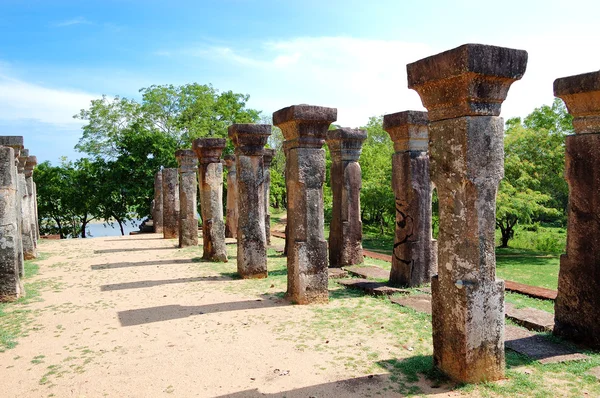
[53,16,93,27]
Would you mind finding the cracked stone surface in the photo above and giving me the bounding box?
[176,150,199,248]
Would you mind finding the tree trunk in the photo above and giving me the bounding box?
[81,220,87,238]
[117,219,125,236]
[54,217,64,239]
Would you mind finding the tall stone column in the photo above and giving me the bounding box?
[229,124,271,278]
[176,150,199,248]
[193,138,228,262]
[553,71,600,348]
[407,44,527,383]
[33,181,39,241]
[153,171,164,234]
[24,155,38,254]
[263,148,275,245]
[383,112,436,286]
[223,155,238,239]
[0,136,25,278]
[274,104,337,304]
[18,150,35,260]
[326,128,366,267]
[0,146,24,301]
[161,168,179,239]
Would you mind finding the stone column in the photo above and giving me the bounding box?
[153,171,164,234]
[263,148,275,245]
[326,128,366,267]
[229,124,271,278]
[25,155,38,254]
[33,181,39,241]
[553,71,600,348]
[407,44,527,383]
[193,138,228,262]
[0,146,24,301]
[0,136,25,278]
[176,150,199,248]
[223,155,238,239]
[161,168,179,239]
[383,112,436,286]
[18,150,35,260]
[274,104,337,304]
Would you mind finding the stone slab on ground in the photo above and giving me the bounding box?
[337,279,409,296]
[504,280,557,300]
[505,303,554,332]
[329,268,348,279]
[268,245,285,253]
[225,238,237,245]
[343,265,389,280]
[505,325,587,364]
[271,231,286,239]
[362,250,393,263]
[390,295,432,314]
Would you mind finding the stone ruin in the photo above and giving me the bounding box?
[176,149,199,248]
[0,136,39,302]
[408,43,528,382]
[553,70,600,348]
[262,148,275,246]
[229,124,271,278]
[223,154,238,239]
[161,168,179,239]
[383,111,437,287]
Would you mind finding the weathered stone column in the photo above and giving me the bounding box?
[553,71,600,348]
[161,168,179,239]
[274,104,337,304]
[383,112,436,286]
[176,150,199,248]
[408,44,527,383]
[24,155,38,254]
[32,181,39,241]
[223,155,238,239]
[326,128,366,267]
[153,171,164,234]
[18,150,35,259]
[229,124,271,278]
[263,148,275,245]
[0,136,24,278]
[0,146,24,301]
[193,138,228,262]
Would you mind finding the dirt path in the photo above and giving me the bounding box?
[0,234,456,397]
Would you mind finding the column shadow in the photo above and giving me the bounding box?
[100,275,231,291]
[94,246,177,254]
[91,258,198,270]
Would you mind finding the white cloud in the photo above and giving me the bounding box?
[0,72,97,126]
[53,17,92,27]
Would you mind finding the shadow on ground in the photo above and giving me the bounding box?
[91,258,198,270]
[118,295,289,326]
[94,247,176,254]
[101,275,232,291]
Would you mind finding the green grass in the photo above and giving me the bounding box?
[496,248,559,290]
[0,253,48,352]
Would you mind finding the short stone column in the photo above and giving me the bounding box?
[383,112,436,286]
[274,104,337,304]
[153,171,164,234]
[326,128,366,267]
[229,124,271,278]
[176,150,199,248]
[407,44,528,383]
[263,148,275,245]
[0,146,24,301]
[553,71,600,348]
[193,138,228,262]
[18,150,35,260]
[223,155,238,239]
[25,155,38,253]
[0,136,25,278]
[161,168,179,239]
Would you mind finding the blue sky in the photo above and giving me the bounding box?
[1,0,600,164]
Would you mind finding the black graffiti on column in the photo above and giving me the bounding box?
[393,199,414,266]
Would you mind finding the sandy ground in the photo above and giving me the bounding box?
[0,234,459,398]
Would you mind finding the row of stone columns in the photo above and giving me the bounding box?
[0,136,40,301]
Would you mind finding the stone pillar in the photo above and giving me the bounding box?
[553,71,600,348]
[229,124,271,278]
[274,104,337,304]
[283,142,290,257]
[176,150,199,248]
[223,155,238,239]
[161,168,179,239]
[25,155,38,254]
[18,150,35,260]
[193,138,228,262]
[154,171,164,234]
[0,146,24,301]
[383,112,436,286]
[263,149,275,245]
[407,44,527,383]
[325,128,366,267]
[0,136,25,278]
[33,181,39,241]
